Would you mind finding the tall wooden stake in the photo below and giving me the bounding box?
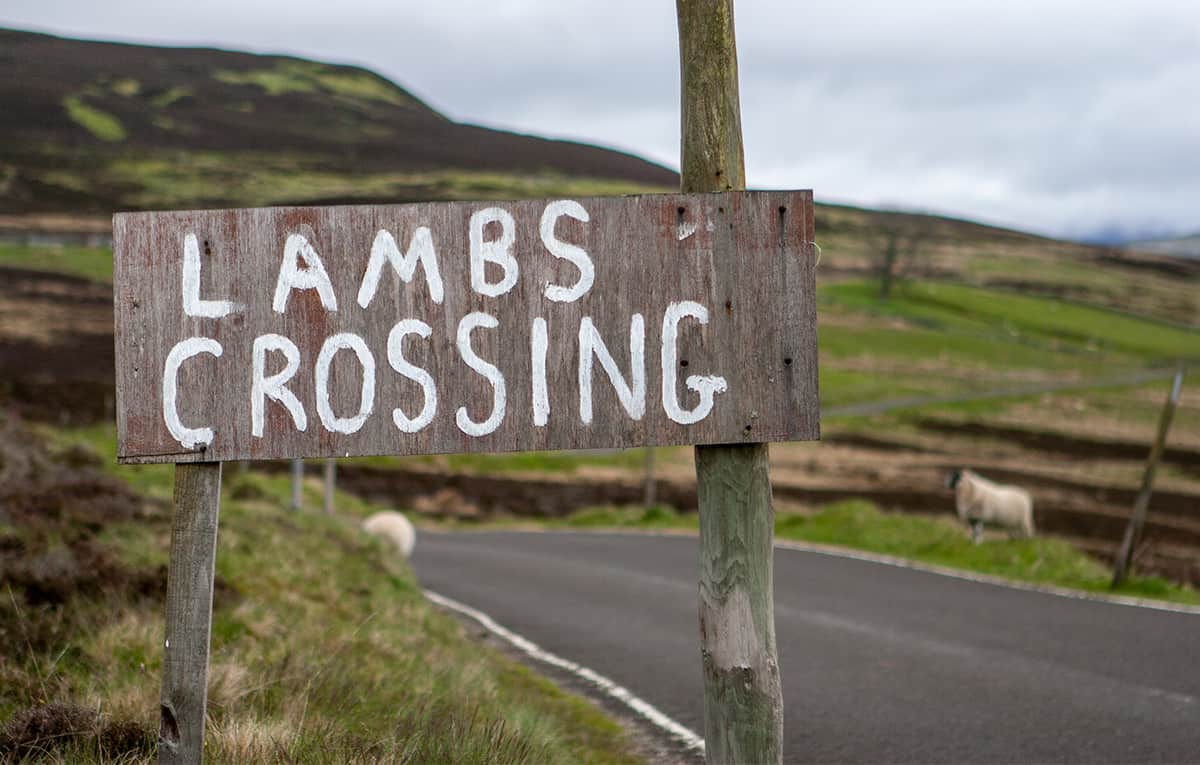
[159,462,223,764]
[676,1,784,762]
[1112,366,1185,587]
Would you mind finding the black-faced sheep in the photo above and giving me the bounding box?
[363,511,416,559]
[946,469,1034,542]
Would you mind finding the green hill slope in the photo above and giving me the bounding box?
[0,28,677,214]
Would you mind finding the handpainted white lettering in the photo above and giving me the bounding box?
[469,207,518,297]
[578,314,645,424]
[182,233,240,318]
[272,233,338,314]
[315,333,375,434]
[661,302,728,425]
[162,337,222,449]
[387,319,437,433]
[455,312,506,436]
[251,334,306,437]
[540,200,593,303]
[531,317,549,427]
[357,227,444,308]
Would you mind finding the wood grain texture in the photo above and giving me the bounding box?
[158,462,222,765]
[696,444,783,763]
[678,1,786,763]
[677,0,745,194]
[113,191,817,463]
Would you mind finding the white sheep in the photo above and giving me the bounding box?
[946,469,1035,543]
[363,511,416,559]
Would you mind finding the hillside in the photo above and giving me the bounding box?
[1130,233,1200,259]
[0,28,676,214]
[0,27,1197,593]
[2,28,1195,324]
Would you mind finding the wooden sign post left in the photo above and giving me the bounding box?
[158,462,222,764]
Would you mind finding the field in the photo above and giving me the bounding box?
[2,200,1195,592]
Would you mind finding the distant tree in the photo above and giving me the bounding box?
[873,213,926,299]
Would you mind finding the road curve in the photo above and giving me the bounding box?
[413,530,1200,764]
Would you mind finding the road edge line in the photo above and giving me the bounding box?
[770,537,1200,615]
[423,588,707,755]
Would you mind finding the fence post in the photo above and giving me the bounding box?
[159,462,223,764]
[643,448,657,508]
[676,1,784,762]
[291,459,303,511]
[324,459,336,515]
[1112,366,1186,587]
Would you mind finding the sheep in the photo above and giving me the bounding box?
[946,469,1034,543]
[363,511,416,559]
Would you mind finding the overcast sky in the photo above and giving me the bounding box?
[4,1,1198,240]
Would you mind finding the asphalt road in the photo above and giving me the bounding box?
[413,530,1200,764]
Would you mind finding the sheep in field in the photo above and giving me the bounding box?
[946,469,1034,543]
[363,511,416,559]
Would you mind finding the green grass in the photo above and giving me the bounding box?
[444,449,645,474]
[150,86,192,108]
[308,68,415,107]
[62,95,127,142]
[818,367,963,409]
[774,500,1195,602]
[102,152,666,210]
[215,60,416,107]
[815,279,1198,412]
[4,423,645,764]
[359,449,649,476]
[0,242,113,283]
[823,281,1199,363]
[534,501,1199,606]
[214,66,318,97]
[560,504,698,531]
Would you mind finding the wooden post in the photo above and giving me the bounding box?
[323,459,336,515]
[676,1,784,763]
[291,459,303,511]
[643,448,658,508]
[1112,366,1186,587]
[159,462,223,764]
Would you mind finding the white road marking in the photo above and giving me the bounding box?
[423,588,706,755]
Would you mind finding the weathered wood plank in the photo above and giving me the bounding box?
[678,1,786,763]
[113,191,817,463]
[158,462,222,765]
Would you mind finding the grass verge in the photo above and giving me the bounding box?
[1,418,644,764]
[521,501,1199,606]
[0,243,114,284]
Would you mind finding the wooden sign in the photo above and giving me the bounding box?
[114,191,818,464]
